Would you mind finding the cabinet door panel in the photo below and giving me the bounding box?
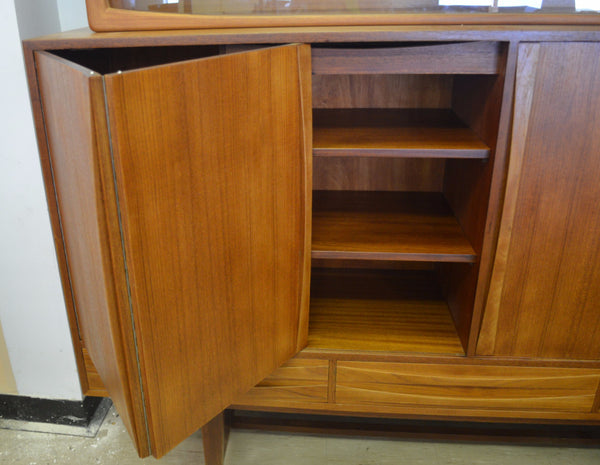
[103,44,312,457]
[478,43,600,359]
[35,52,150,455]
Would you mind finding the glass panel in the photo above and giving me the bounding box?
[108,0,600,16]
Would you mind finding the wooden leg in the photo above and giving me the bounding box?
[202,412,227,465]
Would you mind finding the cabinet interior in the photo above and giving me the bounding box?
[50,41,507,357]
[52,45,221,74]
[309,41,507,356]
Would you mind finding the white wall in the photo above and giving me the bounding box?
[57,0,89,31]
[0,0,89,400]
[13,0,61,40]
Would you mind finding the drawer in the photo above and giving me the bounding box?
[336,361,600,413]
[233,357,329,406]
[312,42,502,75]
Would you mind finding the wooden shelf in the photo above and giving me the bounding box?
[312,191,477,263]
[313,109,490,159]
[308,269,465,355]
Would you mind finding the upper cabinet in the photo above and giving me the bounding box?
[35,44,312,457]
[86,0,600,31]
[478,42,600,360]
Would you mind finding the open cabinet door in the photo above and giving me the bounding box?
[35,44,312,458]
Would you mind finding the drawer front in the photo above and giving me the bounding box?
[337,361,600,413]
[234,358,329,406]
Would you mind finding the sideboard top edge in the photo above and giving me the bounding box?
[23,26,600,50]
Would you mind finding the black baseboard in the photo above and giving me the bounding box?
[0,395,111,436]
[0,395,103,427]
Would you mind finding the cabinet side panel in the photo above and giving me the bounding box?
[479,42,600,360]
[104,44,311,457]
[23,44,90,396]
[35,52,150,456]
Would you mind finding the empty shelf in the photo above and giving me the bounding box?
[312,191,477,263]
[308,268,465,355]
[313,109,490,159]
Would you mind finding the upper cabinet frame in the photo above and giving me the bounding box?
[85,0,600,32]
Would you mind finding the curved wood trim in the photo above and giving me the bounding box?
[466,41,518,356]
[86,0,600,32]
[476,43,541,356]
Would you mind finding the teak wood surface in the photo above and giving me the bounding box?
[312,191,476,263]
[478,42,600,360]
[234,358,330,406]
[312,74,454,109]
[34,52,151,455]
[311,41,502,75]
[201,413,226,465]
[336,362,600,413]
[23,26,600,465]
[102,44,312,457]
[308,269,465,355]
[33,44,313,458]
[86,0,600,31]
[313,157,446,192]
[313,109,490,159]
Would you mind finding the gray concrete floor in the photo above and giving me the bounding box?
[1,407,600,464]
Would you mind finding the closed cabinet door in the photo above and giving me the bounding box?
[35,44,312,457]
[478,42,600,360]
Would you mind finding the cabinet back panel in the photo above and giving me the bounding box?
[313,157,445,191]
[311,42,502,75]
[312,75,453,109]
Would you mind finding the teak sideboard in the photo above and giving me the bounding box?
[24,26,600,463]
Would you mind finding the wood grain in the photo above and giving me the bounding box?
[466,41,519,356]
[233,358,329,406]
[35,51,151,456]
[103,44,311,457]
[312,75,453,109]
[478,43,600,360]
[336,361,600,413]
[441,47,508,351]
[312,191,477,263]
[312,41,501,74]
[81,347,109,397]
[296,44,314,353]
[308,269,464,355]
[477,43,541,356]
[313,109,490,159]
[85,0,600,32]
[313,157,445,192]
[201,413,226,465]
[22,43,92,402]
[22,27,600,53]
